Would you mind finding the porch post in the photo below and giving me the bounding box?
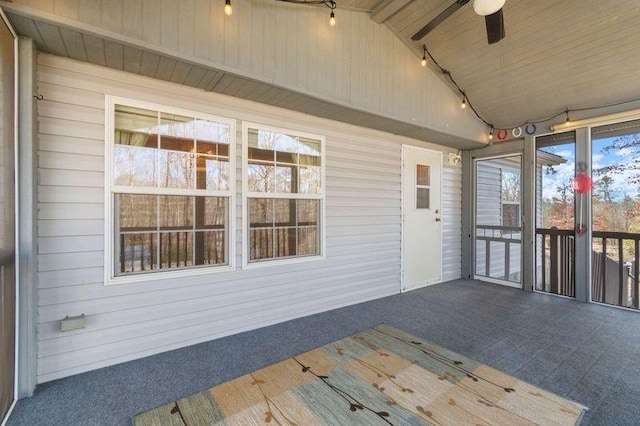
[521,135,535,292]
[17,37,38,397]
[461,150,473,279]
[574,127,591,303]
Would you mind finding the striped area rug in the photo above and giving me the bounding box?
[133,324,587,425]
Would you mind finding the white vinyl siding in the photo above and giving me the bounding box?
[442,165,463,282]
[35,54,463,383]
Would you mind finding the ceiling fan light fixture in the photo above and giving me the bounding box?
[473,0,505,16]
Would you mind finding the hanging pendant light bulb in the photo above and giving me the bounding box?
[461,95,467,109]
[328,1,336,26]
[224,0,233,16]
[421,45,427,67]
[488,127,494,141]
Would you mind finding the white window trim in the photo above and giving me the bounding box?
[104,95,236,285]
[241,121,326,269]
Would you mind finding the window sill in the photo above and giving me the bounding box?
[105,263,236,286]
[242,254,325,270]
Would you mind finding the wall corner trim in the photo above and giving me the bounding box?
[17,36,38,398]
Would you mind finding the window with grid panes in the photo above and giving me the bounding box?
[109,100,233,278]
[244,126,324,263]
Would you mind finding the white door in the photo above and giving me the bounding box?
[402,146,442,292]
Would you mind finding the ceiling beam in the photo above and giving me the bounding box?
[370,0,413,24]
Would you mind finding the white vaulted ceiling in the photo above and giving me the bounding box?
[3,0,640,140]
[375,0,640,129]
[1,0,491,148]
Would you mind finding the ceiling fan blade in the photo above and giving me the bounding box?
[411,0,470,41]
[485,8,505,44]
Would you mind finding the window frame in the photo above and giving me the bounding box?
[415,163,431,210]
[104,96,236,285]
[241,121,326,269]
[501,202,521,227]
[500,168,521,227]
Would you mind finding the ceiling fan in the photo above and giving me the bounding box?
[411,0,506,44]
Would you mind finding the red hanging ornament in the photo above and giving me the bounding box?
[573,173,592,194]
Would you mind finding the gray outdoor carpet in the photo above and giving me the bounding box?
[7,279,640,425]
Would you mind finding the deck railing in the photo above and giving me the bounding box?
[119,229,225,273]
[536,228,575,297]
[475,225,521,283]
[536,228,640,309]
[249,227,294,260]
[592,231,640,310]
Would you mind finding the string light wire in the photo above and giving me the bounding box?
[228,1,337,24]
[274,0,337,24]
[421,44,640,132]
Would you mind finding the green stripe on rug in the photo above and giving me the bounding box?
[291,367,426,425]
[133,324,587,425]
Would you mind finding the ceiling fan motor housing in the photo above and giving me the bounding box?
[473,0,506,16]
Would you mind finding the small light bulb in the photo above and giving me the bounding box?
[224,0,232,16]
[329,11,336,26]
[461,98,467,109]
[488,129,494,141]
[421,56,427,67]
